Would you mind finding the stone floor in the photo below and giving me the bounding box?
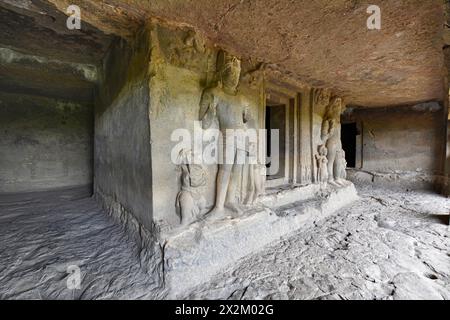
[188,185,450,300]
[0,185,448,300]
[0,189,163,300]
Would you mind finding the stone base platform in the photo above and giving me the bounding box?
[162,183,359,297]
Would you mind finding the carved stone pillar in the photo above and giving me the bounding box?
[297,87,313,185]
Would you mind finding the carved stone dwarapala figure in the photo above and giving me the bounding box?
[175,149,207,225]
[320,97,345,185]
[334,149,347,185]
[199,50,251,216]
[315,144,329,185]
[240,108,265,205]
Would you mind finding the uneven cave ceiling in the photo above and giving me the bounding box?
[0,0,447,107]
[0,0,113,102]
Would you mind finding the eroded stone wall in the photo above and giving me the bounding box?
[0,92,93,193]
[445,118,450,195]
[93,20,349,238]
[147,23,265,231]
[343,102,446,189]
[92,27,165,285]
[94,29,154,231]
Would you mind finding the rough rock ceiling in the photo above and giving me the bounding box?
[0,0,114,102]
[1,0,447,107]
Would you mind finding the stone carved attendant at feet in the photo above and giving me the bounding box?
[240,108,265,205]
[199,50,250,217]
[334,149,347,186]
[176,149,207,225]
[320,97,345,186]
[315,144,328,185]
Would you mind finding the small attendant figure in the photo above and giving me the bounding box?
[316,144,329,186]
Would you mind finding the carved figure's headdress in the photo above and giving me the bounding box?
[216,50,241,80]
[318,144,328,156]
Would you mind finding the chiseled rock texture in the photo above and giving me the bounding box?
[0,185,448,300]
[0,188,165,300]
[45,0,446,107]
[164,184,358,297]
[185,185,450,300]
[1,0,446,107]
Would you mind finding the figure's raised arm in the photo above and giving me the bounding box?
[320,119,330,142]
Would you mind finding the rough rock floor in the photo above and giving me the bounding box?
[0,190,163,299]
[187,185,450,300]
[0,185,448,300]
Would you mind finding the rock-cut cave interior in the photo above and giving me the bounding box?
[0,0,449,301]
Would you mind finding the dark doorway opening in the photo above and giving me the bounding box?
[341,122,357,168]
[265,104,286,180]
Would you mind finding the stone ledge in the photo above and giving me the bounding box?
[163,183,359,297]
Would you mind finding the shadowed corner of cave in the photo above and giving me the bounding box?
[0,0,449,301]
[0,0,118,198]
